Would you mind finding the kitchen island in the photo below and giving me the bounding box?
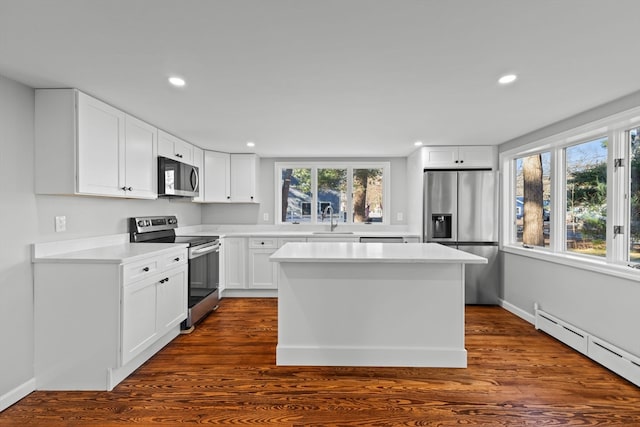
[270,242,487,368]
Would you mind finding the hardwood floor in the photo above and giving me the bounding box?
[2,298,640,426]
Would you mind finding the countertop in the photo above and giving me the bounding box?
[177,230,420,238]
[32,242,188,264]
[270,242,488,264]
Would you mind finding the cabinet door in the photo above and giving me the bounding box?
[156,266,188,333]
[124,115,157,198]
[248,248,278,289]
[173,138,194,164]
[158,130,194,164]
[230,154,259,202]
[204,151,231,202]
[77,92,125,196]
[192,146,204,202]
[422,147,459,168]
[223,237,246,289]
[457,146,495,168]
[122,277,158,365]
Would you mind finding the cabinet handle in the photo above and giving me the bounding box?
[143,267,150,272]
[250,196,254,200]
[261,241,265,245]
[227,196,231,199]
[159,277,169,284]
[128,186,133,191]
[176,153,183,158]
[460,160,464,163]
[454,160,459,163]
[121,186,127,190]
[174,257,180,262]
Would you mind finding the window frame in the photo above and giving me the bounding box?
[274,161,390,226]
[500,105,640,280]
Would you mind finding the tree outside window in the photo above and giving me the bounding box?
[516,152,551,247]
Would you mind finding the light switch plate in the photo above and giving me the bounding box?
[397,212,404,221]
[263,212,269,221]
[55,216,66,232]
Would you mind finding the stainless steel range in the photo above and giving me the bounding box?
[129,216,220,329]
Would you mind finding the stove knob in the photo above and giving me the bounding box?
[137,220,145,227]
[144,220,151,226]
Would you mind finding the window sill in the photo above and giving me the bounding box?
[501,244,640,282]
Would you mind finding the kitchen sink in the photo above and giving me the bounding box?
[311,231,355,235]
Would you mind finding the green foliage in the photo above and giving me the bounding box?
[291,169,311,194]
[567,162,606,207]
[318,168,347,191]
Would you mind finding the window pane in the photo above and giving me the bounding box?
[629,128,640,262]
[565,137,607,257]
[515,152,551,247]
[281,168,312,223]
[353,168,384,223]
[318,168,347,223]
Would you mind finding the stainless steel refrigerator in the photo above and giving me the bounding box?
[423,170,499,304]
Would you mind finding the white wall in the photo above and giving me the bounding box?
[0,74,38,408]
[0,74,201,409]
[499,88,640,358]
[202,157,409,226]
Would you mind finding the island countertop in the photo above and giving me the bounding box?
[270,242,488,264]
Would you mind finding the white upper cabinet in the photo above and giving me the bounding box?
[76,92,126,196]
[230,153,260,203]
[35,89,157,199]
[123,115,157,198]
[202,152,259,203]
[203,151,231,202]
[422,146,495,169]
[158,130,194,165]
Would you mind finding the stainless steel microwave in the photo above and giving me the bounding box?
[158,156,199,197]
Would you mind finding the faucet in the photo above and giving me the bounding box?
[324,205,337,232]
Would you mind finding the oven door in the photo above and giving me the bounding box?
[185,241,220,327]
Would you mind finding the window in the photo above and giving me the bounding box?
[565,138,608,257]
[276,162,389,225]
[515,152,551,248]
[501,104,640,275]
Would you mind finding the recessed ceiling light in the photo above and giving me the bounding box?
[498,74,517,85]
[246,141,255,148]
[168,76,186,87]
[414,141,423,146]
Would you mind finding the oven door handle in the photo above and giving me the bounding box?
[190,243,220,258]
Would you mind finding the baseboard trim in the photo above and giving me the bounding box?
[499,298,535,324]
[0,378,35,412]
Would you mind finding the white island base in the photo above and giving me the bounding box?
[271,242,487,368]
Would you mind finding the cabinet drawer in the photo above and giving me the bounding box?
[161,249,188,269]
[123,257,160,284]
[248,238,278,249]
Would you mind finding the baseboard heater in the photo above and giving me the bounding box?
[534,303,640,387]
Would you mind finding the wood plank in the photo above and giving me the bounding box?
[3,298,640,425]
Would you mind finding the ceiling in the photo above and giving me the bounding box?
[2,0,640,158]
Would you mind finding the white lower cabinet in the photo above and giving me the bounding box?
[122,264,187,365]
[34,247,187,390]
[248,238,278,289]
[222,237,247,289]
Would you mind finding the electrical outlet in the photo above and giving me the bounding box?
[263,212,269,222]
[397,212,404,221]
[55,216,66,232]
